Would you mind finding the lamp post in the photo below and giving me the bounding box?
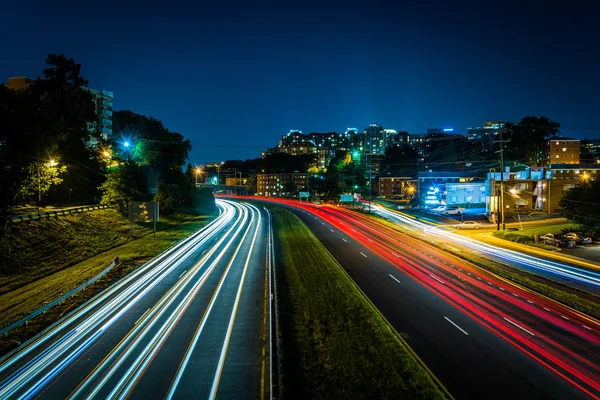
[195,167,203,185]
[38,159,57,207]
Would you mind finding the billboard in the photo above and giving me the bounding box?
[129,202,159,223]
[340,194,354,202]
[299,191,309,198]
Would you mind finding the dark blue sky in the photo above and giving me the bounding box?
[2,1,599,163]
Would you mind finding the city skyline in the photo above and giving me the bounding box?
[2,1,600,164]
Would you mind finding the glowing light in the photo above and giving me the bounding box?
[124,141,130,147]
[49,159,56,167]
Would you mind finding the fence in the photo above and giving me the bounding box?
[10,205,109,223]
[0,260,118,337]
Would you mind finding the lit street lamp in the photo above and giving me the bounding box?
[38,159,58,207]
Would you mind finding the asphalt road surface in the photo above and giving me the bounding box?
[271,200,599,400]
[0,200,269,400]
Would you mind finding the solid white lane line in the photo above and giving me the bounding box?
[503,318,535,336]
[444,317,469,335]
[178,270,187,279]
[583,325,592,330]
[430,274,445,284]
[360,252,367,258]
[543,307,551,311]
[389,274,401,283]
[342,238,348,242]
[134,309,150,326]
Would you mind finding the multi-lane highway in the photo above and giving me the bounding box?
[0,199,270,399]
[261,198,599,399]
[373,205,600,295]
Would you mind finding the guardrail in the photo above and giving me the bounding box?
[10,205,109,223]
[0,260,118,337]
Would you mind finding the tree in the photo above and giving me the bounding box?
[559,179,600,234]
[505,116,560,164]
[0,54,102,208]
[111,110,191,177]
[155,183,184,215]
[99,161,150,215]
[17,162,67,205]
[382,145,420,175]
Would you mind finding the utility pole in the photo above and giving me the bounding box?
[492,129,509,230]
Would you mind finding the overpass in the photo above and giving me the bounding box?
[196,183,254,196]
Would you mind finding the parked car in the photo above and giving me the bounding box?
[540,233,575,248]
[443,206,464,215]
[564,232,593,245]
[455,221,481,229]
[431,206,446,213]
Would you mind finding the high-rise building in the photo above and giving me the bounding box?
[364,123,385,154]
[88,88,113,141]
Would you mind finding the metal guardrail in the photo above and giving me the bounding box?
[10,205,109,223]
[1,260,118,337]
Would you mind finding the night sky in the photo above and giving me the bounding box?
[2,1,599,164]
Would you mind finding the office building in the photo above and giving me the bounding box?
[364,123,385,154]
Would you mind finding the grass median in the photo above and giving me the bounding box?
[272,207,446,400]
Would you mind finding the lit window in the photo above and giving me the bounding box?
[562,148,567,152]
[556,155,560,158]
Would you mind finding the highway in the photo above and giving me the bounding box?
[0,199,270,399]
[263,199,600,399]
[374,205,600,296]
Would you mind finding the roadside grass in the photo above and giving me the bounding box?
[272,207,446,400]
[370,212,600,319]
[0,206,214,294]
[491,231,559,251]
[0,213,214,328]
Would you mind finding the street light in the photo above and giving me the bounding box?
[195,167,203,184]
[38,159,58,207]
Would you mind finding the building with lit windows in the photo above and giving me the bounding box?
[87,88,113,140]
[542,138,580,166]
[467,121,507,143]
[485,165,599,217]
[256,173,308,197]
[376,177,417,198]
[417,171,478,206]
[364,123,385,154]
